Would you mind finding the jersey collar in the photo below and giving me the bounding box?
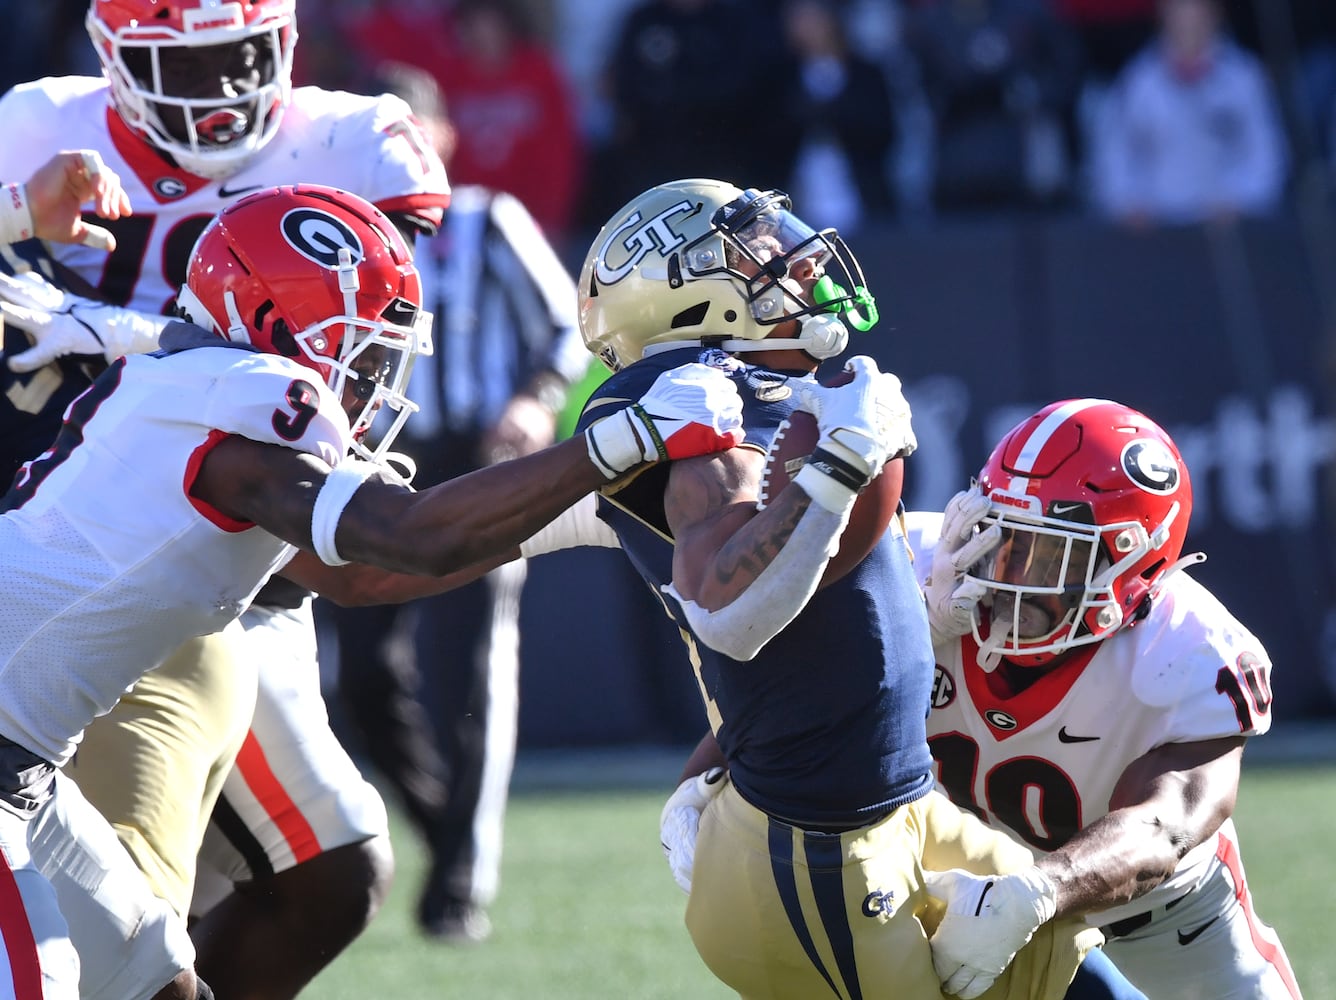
[959,635,1099,739]
[107,108,214,204]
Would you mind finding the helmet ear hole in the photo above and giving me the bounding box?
[268,315,299,358]
[670,303,710,329]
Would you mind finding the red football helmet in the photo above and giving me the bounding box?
[176,184,431,467]
[87,0,297,179]
[964,398,1194,667]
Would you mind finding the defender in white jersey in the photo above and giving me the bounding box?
[0,184,744,1000]
[910,398,1301,999]
[0,1,453,994]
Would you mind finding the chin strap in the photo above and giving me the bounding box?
[975,623,1009,673]
[638,315,852,364]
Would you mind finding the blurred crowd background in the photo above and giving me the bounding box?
[8,0,1336,248]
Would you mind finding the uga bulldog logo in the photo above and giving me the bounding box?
[594,200,699,284]
[281,208,364,269]
[1122,439,1180,495]
[984,709,1018,731]
[280,208,363,269]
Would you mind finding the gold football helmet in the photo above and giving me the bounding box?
[579,179,877,371]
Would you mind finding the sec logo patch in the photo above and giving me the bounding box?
[931,667,956,709]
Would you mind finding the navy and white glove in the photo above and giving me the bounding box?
[585,363,744,480]
[924,865,1058,1000]
[1,270,167,372]
[794,356,915,514]
[924,488,1002,647]
[659,766,726,894]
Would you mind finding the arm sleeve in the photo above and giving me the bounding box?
[666,500,848,662]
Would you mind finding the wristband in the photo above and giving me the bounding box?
[0,183,35,244]
[585,409,651,480]
[310,460,378,566]
[794,461,860,516]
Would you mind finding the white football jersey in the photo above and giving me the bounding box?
[0,338,352,765]
[0,75,448,312]
[904,511,1276,928]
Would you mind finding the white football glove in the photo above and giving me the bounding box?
[659,766,726,894]
[924,488,1002,647]
[794,356,916,514]
[585,363,744,480]
[924,865,1058,1000]
[0,270,168,372]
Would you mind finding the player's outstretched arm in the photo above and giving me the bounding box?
[194,363,742,579]
[1,150,130,249]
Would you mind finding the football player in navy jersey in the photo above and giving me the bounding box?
[1,148,130,481]
[572,178,1147,1000]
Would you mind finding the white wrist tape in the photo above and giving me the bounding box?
[792,429,879,516]
[310,460,378,566]
[665,502,847,661]
[585,409,651,479]
[0,183,35,244]
[519,493,621,558]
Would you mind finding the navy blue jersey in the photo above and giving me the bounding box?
[577,347,935,828]
[0,241,108,490]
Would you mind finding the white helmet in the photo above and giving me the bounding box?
[87,0,297,180]
[579,178,878,371]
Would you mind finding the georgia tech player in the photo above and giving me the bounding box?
[907,399,1301,998]
[0,183,743,1000]
[0,1,450,994]
[573,178,1144,1000]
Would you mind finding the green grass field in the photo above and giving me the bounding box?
[305,757,1336,1000]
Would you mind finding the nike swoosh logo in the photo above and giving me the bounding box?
[1050,502,1083,514]
[1177,915,1219,945]
[219,182,264,198]
[1057,726,1100,744]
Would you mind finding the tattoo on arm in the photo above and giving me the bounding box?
[711,490,808,591]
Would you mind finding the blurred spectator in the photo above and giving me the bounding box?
[772,0,898,233]
[590,0,785,225]
[1051,0,1158,81]
[1288,2,1336,166]
[330,60,589,945]
[904,0,1085,213]
[1089,0,1289,226]
[0,0,94,93]
[436,0,583,241]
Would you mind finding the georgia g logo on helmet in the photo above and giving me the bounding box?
[1122,439,1180,495]
[594,200,698,285]
[281,208,364,269]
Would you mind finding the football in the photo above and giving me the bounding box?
[757,376,905,587]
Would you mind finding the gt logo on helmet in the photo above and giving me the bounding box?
[1122,440,1180,494]
[281,208,364,269]
[594,200,697,285]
